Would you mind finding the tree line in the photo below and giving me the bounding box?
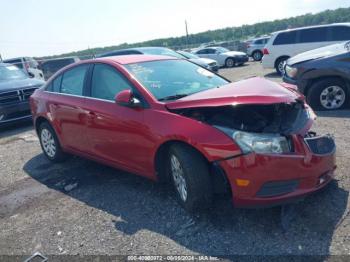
[41,7,350,59]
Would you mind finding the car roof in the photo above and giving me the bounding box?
[273,23,350,35]
[98,46,171,57]
[94,54,179,65]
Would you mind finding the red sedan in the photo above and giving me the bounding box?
[30,55,336,212]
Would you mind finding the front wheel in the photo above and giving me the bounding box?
[307,78,348,111]
[168,144,213,212]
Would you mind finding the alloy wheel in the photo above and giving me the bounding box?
[170,154,188,202]
[41,128,56,158]
[320,86,346,110]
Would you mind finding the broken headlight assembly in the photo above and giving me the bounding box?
[215,126,291,154]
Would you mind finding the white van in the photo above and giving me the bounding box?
[262,23,350,74]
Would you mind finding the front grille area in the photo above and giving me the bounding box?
[0,87,38,105]
[256,180,299,198]
[0,90,21,104]
[305,135,335,155]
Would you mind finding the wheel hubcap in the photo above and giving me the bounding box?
[41,129,56,158]
[320,86,346,109]
[226,59,234,67]
[170,155,187,202]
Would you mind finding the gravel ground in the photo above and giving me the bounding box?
[0,61,349,260]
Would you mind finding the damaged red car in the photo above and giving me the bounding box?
[30,55,336,212]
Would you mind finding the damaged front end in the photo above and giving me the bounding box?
[171,100,317,155]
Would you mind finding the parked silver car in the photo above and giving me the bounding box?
[176,50,219,72]
[246,37,270,61]
[193,47,248,68]
[98,47,219,72]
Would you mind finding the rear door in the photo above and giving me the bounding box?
[48,64,90,152]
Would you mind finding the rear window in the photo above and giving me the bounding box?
[299,27,328,43]
[273,31,297,45]
[4,59,23,69]
[331,26,350,41]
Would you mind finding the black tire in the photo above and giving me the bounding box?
[225,58,236,68]
[168,144,213,212]
[252,50,263,61]
[275,57,288,75]
[307,78,348,111]
[38,122,67,162]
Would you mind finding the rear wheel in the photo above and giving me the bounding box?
[39,122,67,162]
[168,144,213,212]
[307,78,348,111]
[275,57,288,75]
[225,58,236,68]
[252,50,263,61]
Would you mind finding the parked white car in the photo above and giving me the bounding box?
[262,23,350,75]
[3,57,45,80]
[193,47,248,68]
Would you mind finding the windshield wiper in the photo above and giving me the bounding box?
[158,93,189,101]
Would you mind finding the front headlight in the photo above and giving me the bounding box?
[215,126,290,154]
[285,65,298,78]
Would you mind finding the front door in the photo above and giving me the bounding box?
[84,63,150,175]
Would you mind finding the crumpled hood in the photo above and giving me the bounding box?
[0,78,45,93]
[223,51,247,56]
[287,41,349,65]
[166,77,303,110]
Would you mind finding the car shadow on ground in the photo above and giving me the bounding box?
[316,110,350,119]
[0,119,33,139]
[24,154,348,257]
[264,72,281,79]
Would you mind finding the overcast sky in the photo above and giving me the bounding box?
[0,0,349,58]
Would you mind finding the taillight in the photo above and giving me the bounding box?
[263,48,269,55]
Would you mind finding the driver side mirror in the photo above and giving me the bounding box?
[114,89,142,108]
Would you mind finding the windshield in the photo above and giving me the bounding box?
[177,51,199,59]
[0,65,27,81]
[140,48,185,59]
[126,60,229,101]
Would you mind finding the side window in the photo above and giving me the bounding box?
[61,65,89,96]
[53,75,62,92]
[196,49,207,54]
[207,49,216,54]
[273,31,297,45]
[91,64,133,101]
[331,26,350,41]
[299,27,328,43]
[255,39,263,45]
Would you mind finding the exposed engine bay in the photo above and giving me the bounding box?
[172,101,313,135]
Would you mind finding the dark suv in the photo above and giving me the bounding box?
[0,63,45,124]
[283,41,350,110]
